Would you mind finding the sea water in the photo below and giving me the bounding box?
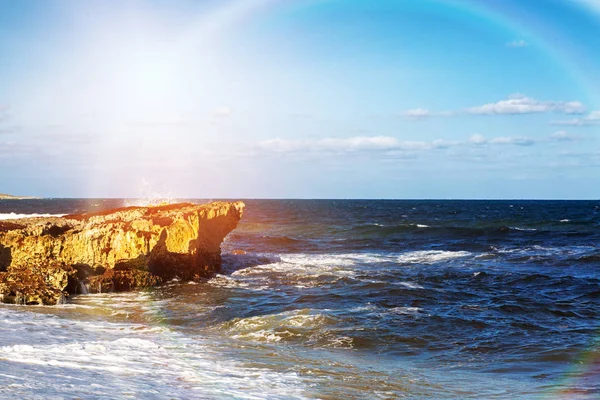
[0,199,599,399]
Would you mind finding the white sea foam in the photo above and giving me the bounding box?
[231,255,360,279]
[396,281,424,289]
[209,273,270,291]
[560,219,571,223]
[0,212,64,220]
[218,309,346,347]
[232,251,470,277]
[0,306,310,399]
[495,245,596,257]
[350,304,426,319]
[388,306,424,315]
[396,250,471,264]
[222,251,470,291]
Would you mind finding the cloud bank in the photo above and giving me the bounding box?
[466,95,586,115]
[403,94,587,118]
[257,134,538,157]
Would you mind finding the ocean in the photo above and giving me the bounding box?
[0,199,599,399]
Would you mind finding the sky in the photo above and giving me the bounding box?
[0,0,599,199]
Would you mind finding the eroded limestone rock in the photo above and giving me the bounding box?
[0,201,244,304]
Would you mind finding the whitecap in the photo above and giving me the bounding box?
[0,212,64,220]
[0,306,311,399]
[219,309,340,345]
[511,227,537,231]
[388,307,423,315]
[396,250,471,264]
[395,281,424,289]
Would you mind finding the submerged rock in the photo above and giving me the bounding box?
[0,201,244,305]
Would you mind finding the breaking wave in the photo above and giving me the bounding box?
[0,212,64,220]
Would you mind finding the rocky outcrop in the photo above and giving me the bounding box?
[0,193,37,200]
[0,201,244,305]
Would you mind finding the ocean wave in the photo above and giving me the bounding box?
[208,274,269,291]
[395,281,425,289]
[0,307,310,399]
[493,245,599,263]
[335,223,554,245]
[220,251,473,292]
[227,252,408,287]
[217,308,351,348]
[397,250,471,264]
[0,212,65,220]
[388,306,424,315]
[221,253,282,274]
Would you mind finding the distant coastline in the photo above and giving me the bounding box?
[0,193,39,200]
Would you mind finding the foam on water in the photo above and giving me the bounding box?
[217,251,469,293]
[0,306,310,399]
[217,308,350,348]
[232,250,470,276]
[0,212,64,220]
[396,250,472,264]
[494,245,597,258]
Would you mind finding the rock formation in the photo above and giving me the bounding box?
[0,201,245,305]
[0,193,37,200]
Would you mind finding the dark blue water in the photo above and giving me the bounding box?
[1,199,599,399]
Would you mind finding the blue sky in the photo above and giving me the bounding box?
[0,0,599,198]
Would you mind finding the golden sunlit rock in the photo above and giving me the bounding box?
[0,201,244,305]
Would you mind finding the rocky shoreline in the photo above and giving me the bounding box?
[0,193,38,200]
[0,201,245,305]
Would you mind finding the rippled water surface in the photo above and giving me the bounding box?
[1,199,599,399]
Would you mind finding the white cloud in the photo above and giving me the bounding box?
[257,136,457,155]
[466,95,586,115]
[506,39,529,48]
[468,134,487,145]
[404,95,586,120]
[489,136,535,146]
[550,130,583,141]
[551,110,600,126]
[563,102,588,114]
[404,108,431,119]
[551,119,586,126]
[489,137,512,145]
[431,139,458,149]
[468,134,535,146]
[403,109,455,119]
[321,136,400,151]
